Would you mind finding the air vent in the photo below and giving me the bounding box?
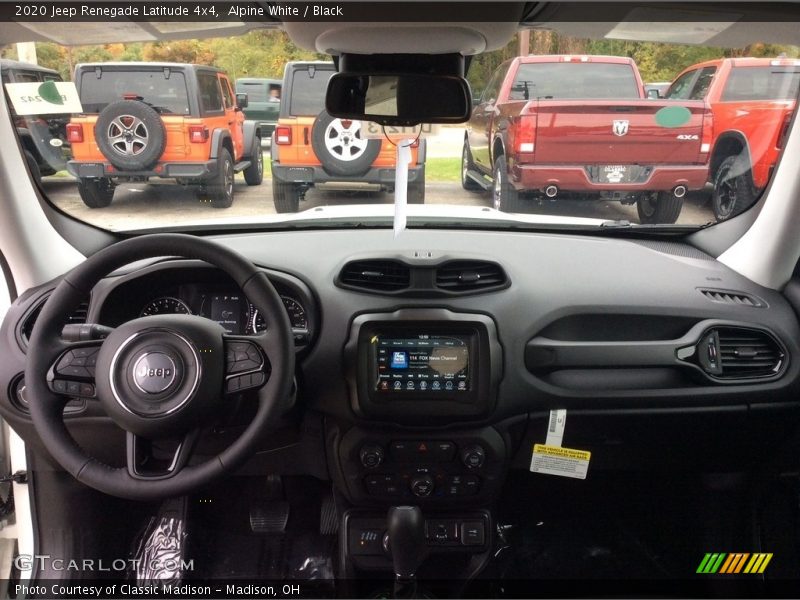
[435,260,508,293]
[696,327,784,380]
[338,260,410,292]
[20,298,89,346]
[699,289,764,308]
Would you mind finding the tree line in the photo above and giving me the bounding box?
[2,30,798,92]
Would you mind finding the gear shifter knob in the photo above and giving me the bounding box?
[387,505,426,579]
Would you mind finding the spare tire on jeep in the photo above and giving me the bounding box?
[94,100,167,171]
[311,110,381,177]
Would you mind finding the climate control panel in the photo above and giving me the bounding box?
[335,426,507,505]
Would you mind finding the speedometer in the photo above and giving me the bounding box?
[140,297,191,317]
[249,296,308,333]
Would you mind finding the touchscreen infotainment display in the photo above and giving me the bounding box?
[374,334,471,393]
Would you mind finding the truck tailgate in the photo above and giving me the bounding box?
[529,100,707,164]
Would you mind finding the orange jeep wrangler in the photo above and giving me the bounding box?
[66,62,264,209]
[271,61,425,213]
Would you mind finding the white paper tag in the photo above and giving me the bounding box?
[530,444,591,479]
[4,81,83,115]
[545,409,567,447]
[393,140,412,238]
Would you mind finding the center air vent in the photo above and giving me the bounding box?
[20,298,89,347]
[696,327,784,380]
[435,260,508,293]
[338,260,410,292]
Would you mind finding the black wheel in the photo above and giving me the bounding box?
[636,192,683,224]
[492,154,524,212]
[94,100,167,171]
[243,137,264,186]
[461,141,481,191]
[311,110,381,177]
[208,149,235,209]
[408,168,425,204]
[24,150,42,185]
[273,179,301,213]
[712,155,756,222]
[77,178,115,208]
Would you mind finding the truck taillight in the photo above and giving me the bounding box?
[700,109,713,155]
[275,126,292,145]
[188,126,209,143]
[777,112,793,149]
[66,123,83,143]
[515,116,536,155]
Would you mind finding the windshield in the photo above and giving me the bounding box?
[2,5,799,234]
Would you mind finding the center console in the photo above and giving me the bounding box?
[337,309,506,504]
[336,309,506,583]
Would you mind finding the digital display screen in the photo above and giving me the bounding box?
[374,334,471,393]
[208,294,241,333]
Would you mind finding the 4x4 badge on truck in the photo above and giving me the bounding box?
[612,120,629,136]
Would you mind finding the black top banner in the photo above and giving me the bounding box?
[2,2,800,23]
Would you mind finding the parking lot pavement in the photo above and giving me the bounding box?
[42,176,713,232]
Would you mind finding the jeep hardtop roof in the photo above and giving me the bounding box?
[0,58,60,75]
[74,62,225,74]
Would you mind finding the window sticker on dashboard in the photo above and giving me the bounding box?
[530,444,591,480]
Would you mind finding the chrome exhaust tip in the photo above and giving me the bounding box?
[544,185,558,198]
[673,185,687,198]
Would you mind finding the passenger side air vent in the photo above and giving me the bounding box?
[695,327,784,380]
[338,260,410,292]
[20,298,89,346]
[699,289,764,308]
[435,260,508,293]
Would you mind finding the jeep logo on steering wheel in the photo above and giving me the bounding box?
[132,352,177,395]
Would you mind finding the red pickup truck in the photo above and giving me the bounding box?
[462,55,712,224]
[664,57,799,221]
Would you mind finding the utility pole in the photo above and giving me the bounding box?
[518,30,530,56]
[15,42,37,65]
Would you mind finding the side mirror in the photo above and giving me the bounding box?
[326,73,472,126]
[236,93,249,109]
[646,88,661,99]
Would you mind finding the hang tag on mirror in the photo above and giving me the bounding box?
[393,140,413,238]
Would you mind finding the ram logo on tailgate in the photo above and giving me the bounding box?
[612,120,629,136]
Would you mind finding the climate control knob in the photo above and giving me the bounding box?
[410,475,434,497]
[359,444,385,469]
[460,445,486,470]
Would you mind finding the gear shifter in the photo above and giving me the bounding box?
[387,506,426,598]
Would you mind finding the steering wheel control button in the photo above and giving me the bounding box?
[225,340,264,374]
[55,346,100,379]
[132,352,177,394]
[359,444,385,469]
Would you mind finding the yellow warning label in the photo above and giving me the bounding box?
[533,444,590,461]
[530,444,591,479]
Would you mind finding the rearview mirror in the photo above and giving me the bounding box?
[236,93,249,109]
[326,73,472,126]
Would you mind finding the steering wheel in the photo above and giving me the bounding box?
[25,234,295,501]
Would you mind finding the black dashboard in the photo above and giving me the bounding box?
[2,228,800,510]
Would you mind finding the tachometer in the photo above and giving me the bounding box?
[140,297,191,317]
[249,296,307,333]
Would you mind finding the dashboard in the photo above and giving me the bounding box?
[2,228,800,507]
